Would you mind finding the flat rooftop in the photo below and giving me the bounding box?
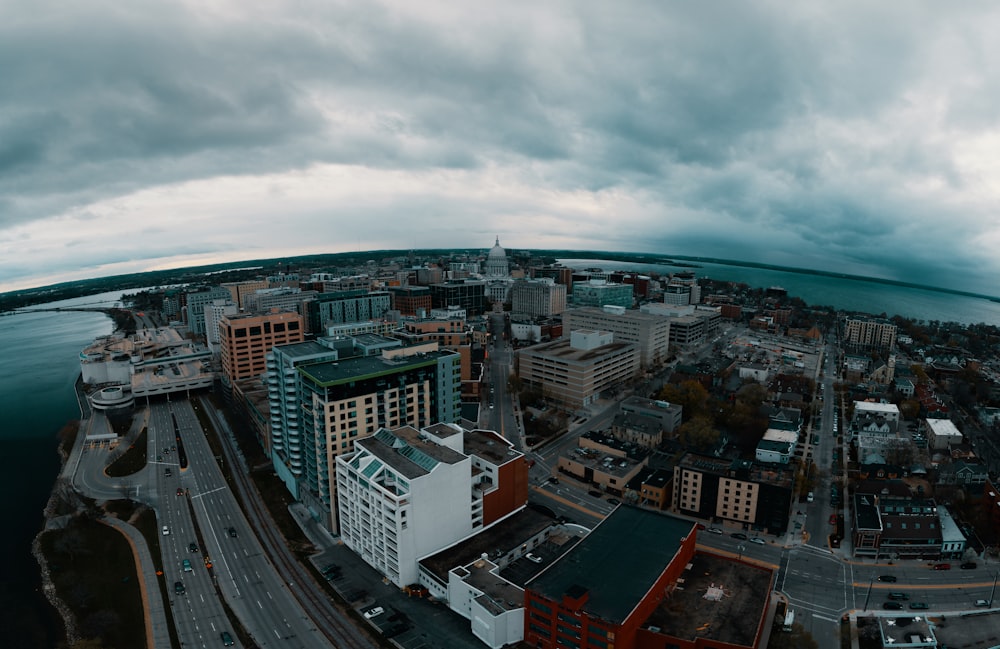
[520,337,635,363]
[644,551,773,647]
[464,429,521,465]
[419,507,557,584]
[528,505,695,625]
[298,349,447,386]
[273,340,337,359]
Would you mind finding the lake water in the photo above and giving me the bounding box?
[559,258,1000,326]
[0,293,117,648]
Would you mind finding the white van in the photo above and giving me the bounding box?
[807,492,814,503]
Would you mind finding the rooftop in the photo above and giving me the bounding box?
[419,508,557,583]
[528,506,695,625]
[519,337,636,363]
[644,551,774,647]
[298,348,450,387]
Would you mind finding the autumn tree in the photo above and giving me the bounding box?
[678,416,720,451]
[658,380,710,421]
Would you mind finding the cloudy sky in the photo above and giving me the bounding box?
[3,1,1000,295]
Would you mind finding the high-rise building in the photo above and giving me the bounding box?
[267,340,348,499]
[221,279,270,310]
[845,317,897,351]
[304,290,392,334]
[562,306,670,368]
[296,347,462,530]
[219,310,304,388]
[570,279,633,308]
[336,423,528,586]
[185,286,233,336]
[204,298,238,354]
[510,278,567,318]
[429,280,489,315]
[390,285,433,316]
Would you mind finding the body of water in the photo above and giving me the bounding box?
[559,258,1000,326]
[0,292,119,648]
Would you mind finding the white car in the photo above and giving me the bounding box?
[526,553,543,564]
[162,525,170,536]
[706,527,724,535]
[749,537,766,545]
[363,606,384,619]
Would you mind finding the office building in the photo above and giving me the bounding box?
[390,286,433,316]
[185,286,233,336]
[562,305,670,368]
[219,310,305,388]
[429,280,489,316]
[222,279,269,310]
[570,279,633,308]
[510,278,567,318]
[517,331,639,410]
[204,298,237,354]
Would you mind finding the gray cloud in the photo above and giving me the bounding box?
[1,0,1000,295]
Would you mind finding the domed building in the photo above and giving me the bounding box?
[484,236,510,278]
[483,236,515,304]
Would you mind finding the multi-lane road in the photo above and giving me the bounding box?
[72,398,376,649]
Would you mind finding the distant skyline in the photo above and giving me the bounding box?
[3,2,1000,296]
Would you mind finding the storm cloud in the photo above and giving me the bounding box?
[2,0,1000,295]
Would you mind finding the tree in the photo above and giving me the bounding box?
[678,416,720,451]
[659,380,710,420]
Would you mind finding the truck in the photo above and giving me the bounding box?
[782,609,794,632]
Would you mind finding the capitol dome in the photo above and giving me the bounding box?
[485,236,509,278]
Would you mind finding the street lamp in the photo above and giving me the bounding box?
[737,544,746,561]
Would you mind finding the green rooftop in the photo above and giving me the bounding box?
[297,351,447,387]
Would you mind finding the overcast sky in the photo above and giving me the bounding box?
[3,1,1000,295]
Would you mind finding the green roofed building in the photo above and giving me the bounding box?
[296,347,461,532]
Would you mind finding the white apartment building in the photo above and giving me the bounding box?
[336,423,526,587]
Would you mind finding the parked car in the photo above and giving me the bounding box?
[730,532,748,540]
[526,553,543,564]
[878,575,897,582]
[607,498,621,506]
[363,606,385,619]
[961,562,978,570]
[933,563,951,570]
[883,601,903,610]
[887,592,909,600]
[706,527,723,535]
[749,537,766,545]
[976,599,991,607]
[909,602,929,610]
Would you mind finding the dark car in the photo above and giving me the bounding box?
[227,527,238,538]
[730,532,748,540]
[221,631,234,646]
[189,542,199,553]
[607,498,621,506]
[174,581,185,595]
[961,562,978,570]
[887,592,909,600]
[883,601,903,610]
[878,575,897,582]
[909,602,930,610]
